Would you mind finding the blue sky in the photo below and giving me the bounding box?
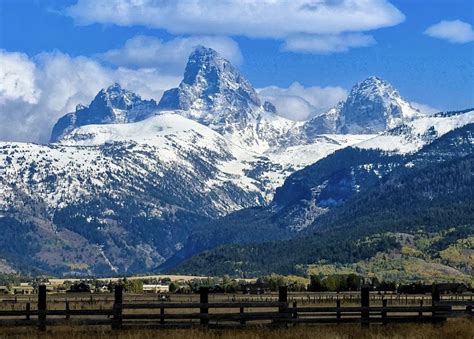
[0,0,473,142]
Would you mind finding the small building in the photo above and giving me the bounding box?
[143,284,169,293]
[67,282,92,293]
[0,286,10,294]
[241,282,271,295]
[12,285,34,295]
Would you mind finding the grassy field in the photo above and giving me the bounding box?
[0,318,472,338]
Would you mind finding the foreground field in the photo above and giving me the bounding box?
[0,318,473,338]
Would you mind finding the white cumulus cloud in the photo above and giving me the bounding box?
[258,82,347,120]
[283,33,376,54]
[0,51,41,104]
[424,20,474,44]
[0,50,181,143]
[65,0,405,54]
[99,35,242,73]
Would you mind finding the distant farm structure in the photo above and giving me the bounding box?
[143,284,169,293]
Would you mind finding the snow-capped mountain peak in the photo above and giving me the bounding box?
[181,46,260,108]
[97,83,143,110]
[50,84,158,142]
[304,76,423,136]
[158,46,262,122]
[353,76,395,99]
[337,76,422,134]
[157,46,303,151]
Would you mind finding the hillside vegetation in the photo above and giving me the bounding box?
[172,140,474,281]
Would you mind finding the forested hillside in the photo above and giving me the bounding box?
[171,125,474,281]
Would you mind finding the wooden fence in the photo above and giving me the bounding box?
[0,285,472,331]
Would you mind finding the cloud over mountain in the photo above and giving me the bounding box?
[0,51,180,143]
[66,0,405,54]
[0,51,40,104]
[258,83,347,120]
[98,35,242,73]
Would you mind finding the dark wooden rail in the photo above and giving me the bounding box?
[0,285,472,331]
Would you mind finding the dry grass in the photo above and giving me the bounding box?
[0,319,472,339]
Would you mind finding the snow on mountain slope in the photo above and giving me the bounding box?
[61,113,265,204]
[0,122,268,274]
[2,123,264,216]
[264,134,375,190]
[60,112,370,202]
[63,112,230,148]
[357,109,474,153]
[2,109,373,234]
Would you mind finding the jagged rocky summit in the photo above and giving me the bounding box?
[50,83,158,142]
[305,76,423,136]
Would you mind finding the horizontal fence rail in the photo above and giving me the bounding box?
[0,285,472,331]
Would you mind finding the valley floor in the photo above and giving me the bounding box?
[0,318,472,338]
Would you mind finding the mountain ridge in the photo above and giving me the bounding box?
[2,46,472,277]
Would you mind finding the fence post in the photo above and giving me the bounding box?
[240,307,245,325]
[431,284,440,323]
[278,286,288,323]
[26,302,31,321]
[113,285,123,330]
[419,299,423,318]
[361,285,370,328]
[38,285,47,331]
[65,300,70,320]
[160,306,165,325]
[431,284,440,303]
[381,299,387,325]
[200,287,209,326]
[336,299,341,322]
